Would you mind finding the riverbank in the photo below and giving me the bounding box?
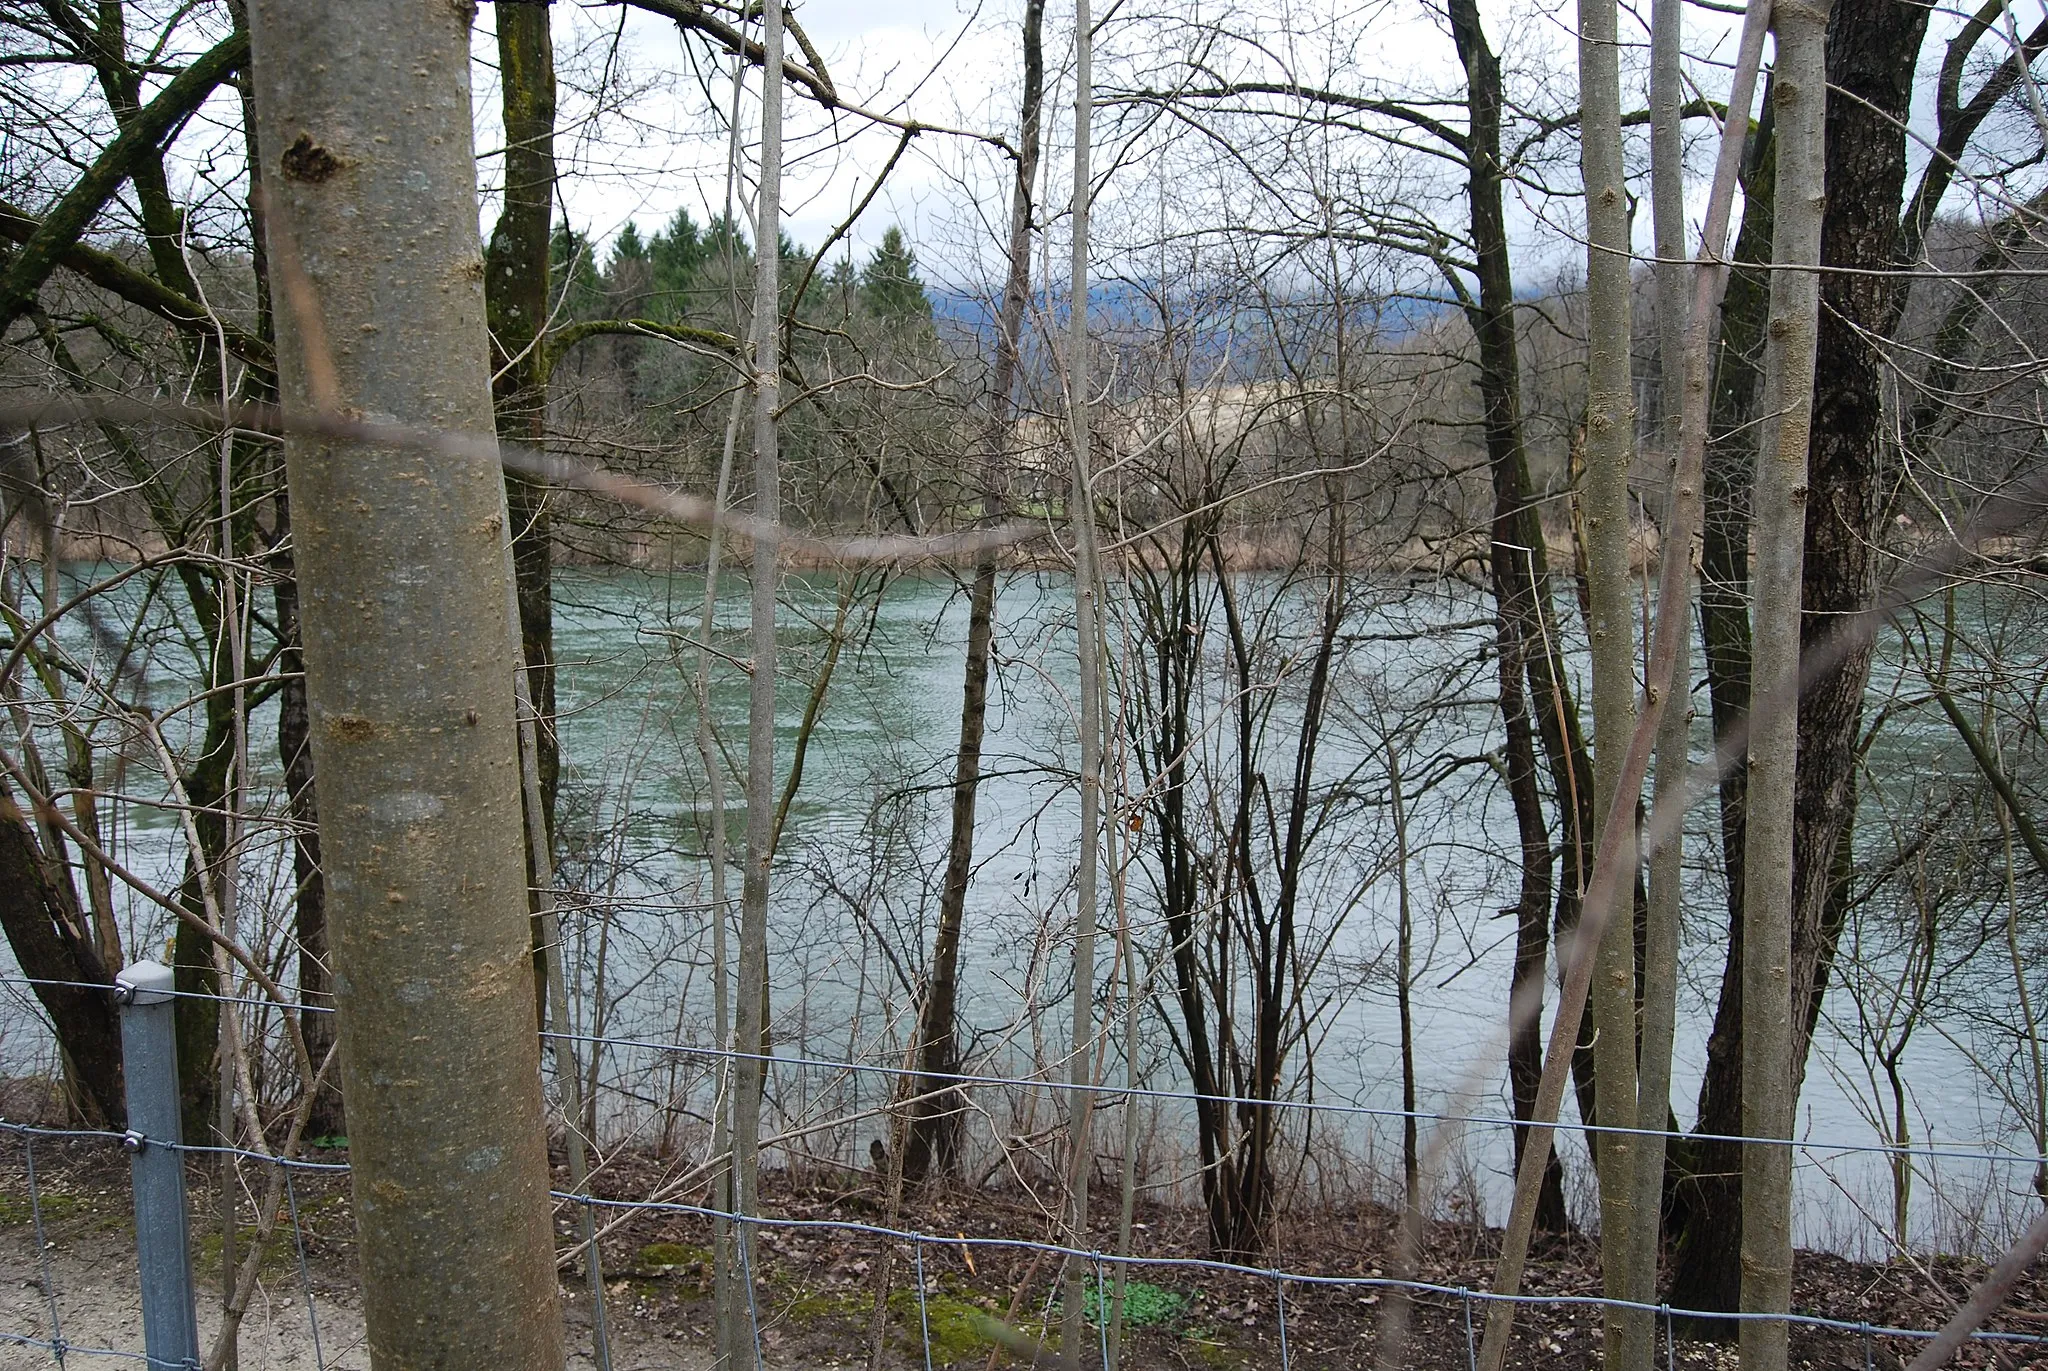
[2,1113,2038,1370]
[11,513,1625,578]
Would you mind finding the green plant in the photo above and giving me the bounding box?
[1069,1278,1186,1329]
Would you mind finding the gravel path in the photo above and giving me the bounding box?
[1,1206,710,1370]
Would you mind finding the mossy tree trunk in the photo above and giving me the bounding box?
[484,0,563,1028]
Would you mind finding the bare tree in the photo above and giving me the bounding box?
[1737,0,1829,1364]
[1573,0,1642,1356]
[904,0,1048,1183]
[1630,0,1688,1331]
[1062,0,1104,1357]
[733,0,787,1354]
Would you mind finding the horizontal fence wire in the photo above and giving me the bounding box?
[4,973,2043,1167]
[0,1117,349,1171]
[560,1192,2048,1347]
[5,961,2044,1371]
[4,1110,2043,1355]
[0,1331,158,1365]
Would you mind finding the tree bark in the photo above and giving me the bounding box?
[484,0,563,1028]
[1631,0,1688,1325]
[1575,0,1643,1351]
[1446,0,1592,1219]
[1500,608,1571,1233]
[1738,1,1830,1363]
[1789,0,1930,1103]
[1473,8,1769,1360]
[701,54,748,1371]
[0,781,123,1125]
[232,2,341,1143]
[245,2,565,1364]
[1673,0,1932,1329]
[1061,0,1103,1354]
[903,0,1046,1184]
[1668,88,1771,1331]
[733,0,786,1350]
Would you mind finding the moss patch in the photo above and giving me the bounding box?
[196,1224,295,1282]
[889,1289,1052,1365]
[632,1241,712,1296]
[638,1241,711,1270]
[1181,1328,1246,1369]
[0,1189,84,1227]
[784,1285,867,1321]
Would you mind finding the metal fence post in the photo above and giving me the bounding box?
[117,959,200,1369]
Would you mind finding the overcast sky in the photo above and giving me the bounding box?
[467,0,2030,301]
[474,0,1032,283]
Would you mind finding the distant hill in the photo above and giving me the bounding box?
[927,278,1463,376]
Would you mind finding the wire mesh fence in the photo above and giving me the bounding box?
[3,971,2046,1370]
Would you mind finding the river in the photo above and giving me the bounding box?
[3,561,2039,1259]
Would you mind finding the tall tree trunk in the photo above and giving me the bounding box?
[1789,0,1928,1101]
[733,0,785,1352]
[1473,9,1768,1360]
[1061,1,1103,1355]
[1446,0,1591,1218]
[702,54,749,1371]
[245,2,565,1364]
[1668,87,1772,1331]
[484,0,562,1028]
[1576,0,1643,1351]
[1630,0,1688,1322]
[903,0,1046,1184]
[233,3,340,1142]
[1673,0,1931,1328]
[1738,0,1829,1362]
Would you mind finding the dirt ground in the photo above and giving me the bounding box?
[2,1131,2042,1370]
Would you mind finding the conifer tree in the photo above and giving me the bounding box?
[606,221,652,316]
[858,227,932,322]
[650,208,708,318]
[548,221,605,319]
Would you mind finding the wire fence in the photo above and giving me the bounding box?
[6,1119,2048,1371]
[10,971,2047,1166]
[3,974,2046,1370]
